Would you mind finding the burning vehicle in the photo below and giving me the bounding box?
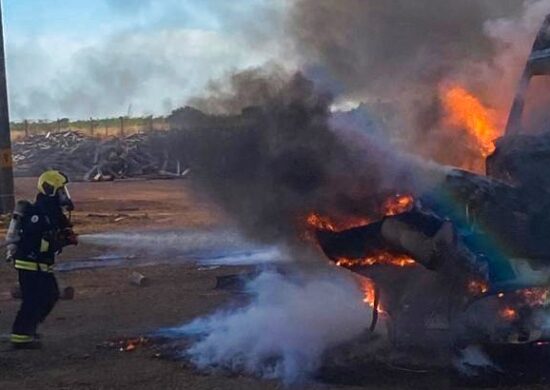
[311,14,550,369]
[165,8,550,383]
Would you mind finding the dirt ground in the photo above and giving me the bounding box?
[0,178,335,390]
[0,178,542,390]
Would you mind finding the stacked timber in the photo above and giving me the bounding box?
[12,130,188,181]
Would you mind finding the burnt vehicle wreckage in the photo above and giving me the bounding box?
[313,15,550,375]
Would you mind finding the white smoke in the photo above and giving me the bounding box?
[453,0,550,115]
[453,345,501,377]
[7,29,279,120]
[170,270,372,383]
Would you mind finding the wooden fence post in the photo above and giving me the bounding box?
[119,116,124,137]
[90,117,95,137]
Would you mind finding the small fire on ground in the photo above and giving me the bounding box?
[102,336,150,352]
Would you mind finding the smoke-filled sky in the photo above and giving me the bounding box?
[4,0,550,121]
[3,0,293,120]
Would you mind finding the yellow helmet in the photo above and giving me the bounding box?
[37,170,69,196]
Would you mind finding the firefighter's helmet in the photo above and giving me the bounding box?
[37,170,69,196]
[37,170,74,211]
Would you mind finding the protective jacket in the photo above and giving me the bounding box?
[11,194,72,271]
[9,170,76,348]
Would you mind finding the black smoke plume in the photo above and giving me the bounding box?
[172,68,443,247]
[290,0,521,97]
[288,0,548,169]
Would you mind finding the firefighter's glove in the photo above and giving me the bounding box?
[58,228,79,247]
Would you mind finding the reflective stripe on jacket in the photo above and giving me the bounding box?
[14,259,54,273]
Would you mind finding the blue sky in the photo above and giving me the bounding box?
[2,0,294,120]
[5,1,112,38]
[4,1,275,37]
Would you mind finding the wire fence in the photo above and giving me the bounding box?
[9,116,170,140]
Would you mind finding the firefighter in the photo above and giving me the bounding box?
[6,170,78,349]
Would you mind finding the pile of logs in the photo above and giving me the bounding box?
[12,130,188,181]
[13,131,95,178]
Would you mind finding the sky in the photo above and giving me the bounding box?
[2,0,293,120]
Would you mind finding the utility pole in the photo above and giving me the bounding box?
[0,1,14,214]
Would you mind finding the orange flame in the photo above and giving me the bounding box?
[494,288,550,322]
[440,85,502,157]
[306,213,371,232]
[467,279,489,296]
[383,194,414,216]
[306,213,336,231]
[336,252,416,268]
[361,279,386,313]
[307,194,414,234]
[519,287,550,307]
[500,307,518,321]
